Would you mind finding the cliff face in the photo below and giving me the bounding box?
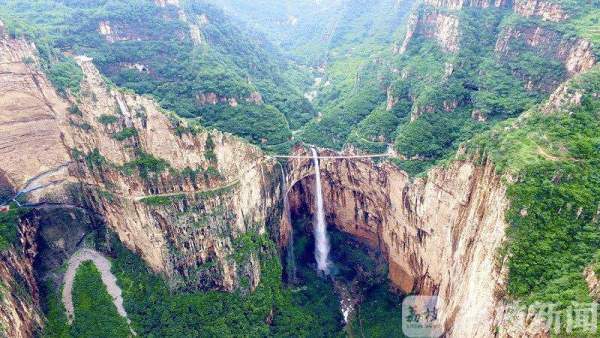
[0,32,281,300]
[495,25,596,77]
[399,0,595,81]
[513,0,569,22]
[0,38,72,192]
[286,149,509,337]
[399,10,460,54]
[0,219,43,338]
[0,37,70,336]
[65,57,281,291]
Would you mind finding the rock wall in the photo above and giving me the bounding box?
[0,38,72,191]
[286,149,509,337]
[65,56,281,291]
[495,25,596,77]
[0,219,43,338]
[0,32,282,299]
[399,0,595,81]
[513,0,569,22]
[399,9,460,54]
[0,37,70,336]
[424,0,511,10]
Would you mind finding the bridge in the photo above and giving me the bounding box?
[271,154,391,160]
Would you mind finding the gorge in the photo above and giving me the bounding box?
[0,0,598,337]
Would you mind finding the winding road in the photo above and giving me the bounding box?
[62,248,135,334]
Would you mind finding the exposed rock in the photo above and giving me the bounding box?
[0,35,282,297]
[400,9,460,53]
[385,86,398,111]
[397,14,417,54]
[424,0,511,9]
[124,63,150,73]
[513,0,569,22]
[495,26,596,77]
[411,99,459,121]
[543,80,584,114]
[98,17,184,43]
[65,57,282,291]
[472,109,487,122]
[246,91,263,105]
[287,149,510,337]
[197,91,263,107]
[0,219,43,338]
[155,0,179,8]
[197,92,220,105]
[0,38,72,193]
[584,265,600,301]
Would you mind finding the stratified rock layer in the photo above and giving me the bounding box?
[0,33,282,333]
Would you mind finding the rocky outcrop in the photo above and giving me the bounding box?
[0,34,282,298]
[423,0,567,21]
[0,38,72,191]
[584,266,600,301]
[399,0,594,82]
[286,149,510,337]
[424,0,511,9]
[62,57,282,292]
[385,86,398,111]
[197,91,263,108]
[495,26,596,77]
[513,0,569,22]
[155,0,179,8]
[0,219,43,338]
[399,9,460,54]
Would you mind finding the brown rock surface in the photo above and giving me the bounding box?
[287,149,509,337]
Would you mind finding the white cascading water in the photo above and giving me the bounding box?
[280,166,297,283]
[311,148,332,274]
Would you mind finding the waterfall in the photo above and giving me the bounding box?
[311,148,332,274]
[280,166,297,284]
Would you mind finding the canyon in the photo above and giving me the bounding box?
[285,148,511,337]
[0,0,597,336]
[0,31,516,336]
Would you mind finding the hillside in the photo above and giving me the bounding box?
[0,0,316,148]
[299,0,598,174]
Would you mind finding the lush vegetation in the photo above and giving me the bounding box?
[121,152,169,178]
[139,195,185,206]
[70,262,131,337]
[46,57,84,95]
[108,233,335,337]
[297,2,597,176]
[0,205,25,251]
[112,127,138,141]
[208,0,412,65]
[39,217,408,337]
[41,262,131,338]
[41,282,71,338]
[467,68,600,322]
[0,0,315,146]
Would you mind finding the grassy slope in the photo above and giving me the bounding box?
[466,67,600,331]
